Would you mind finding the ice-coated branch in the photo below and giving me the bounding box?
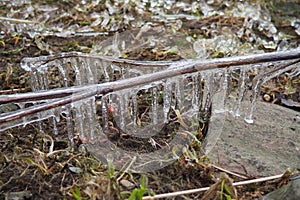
[2,49,300,104]
[0,50,299,123]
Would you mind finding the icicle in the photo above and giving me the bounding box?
[71,57,82,85]
[74,102,84,139]
[30,66,46,91]
[200,71,214,115]
[90,98,98,141]
[65,106,74,147]
[82,98,96,142]
[174,75,184,110]
[111,63,122,74]
[29,70,39,91]
[152,87,158,125]
[101,89,133,134]
[244,61,298,124]
[131,93,138,126]
[211,69,228,114]
[163,79,172,123]
[242,63,268,123]
[101,95,109,132]
[119,91,128,131]
[77,57,88,84]
[56,61,69,87]
[191,72,201,117]
[86,58,99,84]
[84,97,98,141]
[52,116,58,135]
[244,77,261,124]
[233,66,247,116]
[101,60,111,82]
[204,68,229,154]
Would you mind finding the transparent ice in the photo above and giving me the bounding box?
[0,51,298,172]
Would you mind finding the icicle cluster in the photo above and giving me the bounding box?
[1,51,296,172]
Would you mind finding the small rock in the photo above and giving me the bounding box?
[263,94,271,102]
[120,179,135,189]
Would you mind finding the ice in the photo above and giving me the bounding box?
[233,67,246,117]
[203,68,228,153]
[0,48,295,171]
[244,118,254,124]
[131,93,138,126]
[1,52,298,137]
[100,95,109,132]
[1,49,298,172]
[244,61,299,124]
[191,73,201,117]
[163,79,172,123]
[118,90,130,131]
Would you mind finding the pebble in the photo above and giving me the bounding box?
[120,179,135,189]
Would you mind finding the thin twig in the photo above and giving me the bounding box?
[142,173,284,199]
[117,156,137,182]
[0,89,97,123]
[211,164,248,179]
[0,16,39,24]
[0,85,94,103]
[0,87,31,95]
[43,134,54,155]
[21,51,174,67]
